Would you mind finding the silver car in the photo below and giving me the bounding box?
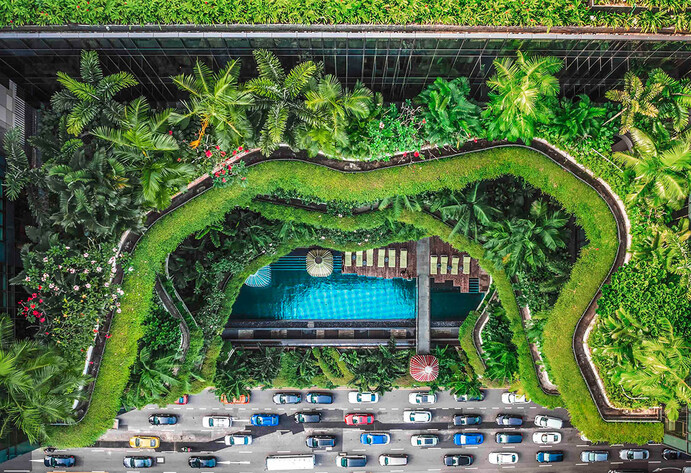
[619,449,649,461]
[581,450,609,463]
[403,410,432,423]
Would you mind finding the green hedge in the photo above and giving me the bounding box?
[48,146,661,446]
[2,0,687,32]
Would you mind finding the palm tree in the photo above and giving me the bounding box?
[433,183,498,240]
[170,59,254,151]
[613,128,691,209]
[246,345,282,386]
[245,50,320,154]
[483,51,563,143]
[552,94,606,141]
[139,158,196,210]
[604,71,664,134]
[378,194,422,217]
[0,315,86,443]
[483,340,518,383]
[124,346,180,409]
[50,50,138,136]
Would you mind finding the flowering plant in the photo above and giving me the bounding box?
[211,159,248,188]
[15,244,129,361]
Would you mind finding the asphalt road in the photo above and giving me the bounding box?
[16,388,691,473]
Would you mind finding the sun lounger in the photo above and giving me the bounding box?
[388,248,396,268]
[366,248,374,267]
[440,255,448,275]
[356,251,364,267]
[451,256,459,275]
[344,251,352,267]
[430,255,438,275]
[400,248,408,269]
[463,256,471,274]
[378,249,386,268]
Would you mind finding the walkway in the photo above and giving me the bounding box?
[416,237,431,354]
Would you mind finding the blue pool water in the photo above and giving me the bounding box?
[229,251,482,322]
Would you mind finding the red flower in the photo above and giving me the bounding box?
[473,138,478,143]
[220,151,226,157]
[38,285,42,290]
[215,145,220,150]
[45,332,49,335]
[232,150,237,155]
[105,334,111,339]
[30,304,35,309]
[169,130,173,135]
[222,178,226,183]
[403,151,408,157]
[205,150,213,158]
[214,171,220,177]
[414,151,420,157]
[33,310,38,316]
[93,329,98,333]
[39,317,45,323]
[422,119,426,124]
[32,293,37,298]
[177,158,182,162]
[238,146,243,151]
[241,177,246,181]
[39,299,43,303]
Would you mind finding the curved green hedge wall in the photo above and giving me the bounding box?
[48,146,662,447]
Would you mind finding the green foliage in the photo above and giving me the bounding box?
[481,304,519,383]
[278,349,321,389]
[416,77,482,146]
[341,339,412,394]
[483,52,563,143]
[364,102,426,160]
[550,94,606,141]
[428,345,481,396]
[140,304,182,350]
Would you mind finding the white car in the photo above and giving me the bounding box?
[534,415,564,429]
[410,434,439,447]
[619,449,650,461]
[501,392,529,404]
[532,432,562,444]
[488,452,519,465]
[403,410,432,423]
[224,434,252,446]
[408,392,437,404]
[348,391,379,403]
[202,415,232,428]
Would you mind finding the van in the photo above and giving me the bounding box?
[379,454,408,466]
[495,432,523,444]
[266,454,316,471]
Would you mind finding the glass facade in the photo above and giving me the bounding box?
[0,30,690,105]
[664,406,690,454]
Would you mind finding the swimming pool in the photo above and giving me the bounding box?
[229,250,482,322]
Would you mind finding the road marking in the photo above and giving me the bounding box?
[353,449,366,452]
[4,470,30,472]
[238,451,251,454]
[391,470,404,472]
[492,407,499,410]
[186,407,194,410]
[212,407,220,411]
[163,471,176,473]
[529,406,537,409]
[391,448,404,451]
[612,444,623,447]
[576,463,587,466]
[91,449,104,453]
[576,444,588,447]
[501,467,515,470]
[650,461,661,464]
[611,461,623,465]
[538,465,551,468]
[466,446,478,449]
[278,451,291,453]
[427,469,441,471]
[391,408,399,411]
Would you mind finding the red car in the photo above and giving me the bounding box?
[174,394,189,405]
[345,413,374,425]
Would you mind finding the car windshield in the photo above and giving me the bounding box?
[134,459,149,467]
[207,418,214,426]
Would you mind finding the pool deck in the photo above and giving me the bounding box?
[416,237,431,354]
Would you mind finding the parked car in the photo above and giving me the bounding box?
[533,431,562,444]
[345,413,374,425]
[348,391,379,403]
[335,453,366,468]
[607,470,647,473]
[495,433,523,444]
[174,394,189,405]
[501,392,529,404]
[663,448,691,460]
[619,449,650,461]
[250,414,279,426]
[44,455,76,468]
[129,436,160,449]
[220,394,250,404]
[306,392,333,404]
[306,436,336,448]
[202,415,232,428]
[188,456,217,468]
[496,414,523,426]
[148,413,178,425]
[379,454,408,466]
[360,433,390,445]
[444,454,473,467]
[488,452,518,465]
[581,450,609,463]
[224,434,252,446]
[272,392,301,404]
[536,451,564,463]
[411,434,439,447]
[403,410,432,423]
[455,391,485,402]
[408,392,437,404]
[295,412,321,423]
[122,456,152,468]
[454,433,484,445]
[453,414,482,426]
[534,415,563,429]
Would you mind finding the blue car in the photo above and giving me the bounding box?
[537,451,564,463]
[454,433,484,445]
[251,414,279,426]
[360,433,391,445]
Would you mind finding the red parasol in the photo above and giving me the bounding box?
[409,354,439,382]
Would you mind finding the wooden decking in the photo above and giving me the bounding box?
[342,237,490,293]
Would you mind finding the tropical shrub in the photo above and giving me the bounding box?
[481,304,519,383]
[550,94,606,141]
[341,339,412,394]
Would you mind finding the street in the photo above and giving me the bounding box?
[14,388,691,473]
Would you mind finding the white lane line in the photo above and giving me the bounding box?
[427,469,441,471]
[649,461,661,464]
[91,449,104,453]
[391,448,404,451]
[576,444,588,447]
[353,449,366,452]
[576,463,587,466]
[186,407,194,410]
[163,471,176,473]
[278,451,291,453]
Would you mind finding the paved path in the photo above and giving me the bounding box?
[416,237,431,354]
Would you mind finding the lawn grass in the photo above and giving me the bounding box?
[47,146,662,447]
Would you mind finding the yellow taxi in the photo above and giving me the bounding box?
[129,436,160,449]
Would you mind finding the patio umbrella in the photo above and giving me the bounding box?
[244,265,271,287]
[306,249,333,277]
[409,354,439,382]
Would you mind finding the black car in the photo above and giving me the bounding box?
[295,412,322,423]
[496,414,523,426]
[188,456,217,468]
[148,413,178,425]
[444,454,473,467]
[123,456,154,468]
[306,392,333,404]
[306,435,337,448]
[663,448,691,461]
[44,455,76,468]
[453,414,482,426]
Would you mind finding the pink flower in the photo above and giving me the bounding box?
[414,151,420,157]
[241,177,246,181]
[168,130,173,135]
[205,150,213,158]
[222,178,226,183]
[220,151,226,157]
[215,145,220,150]
[39,317,45,323]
